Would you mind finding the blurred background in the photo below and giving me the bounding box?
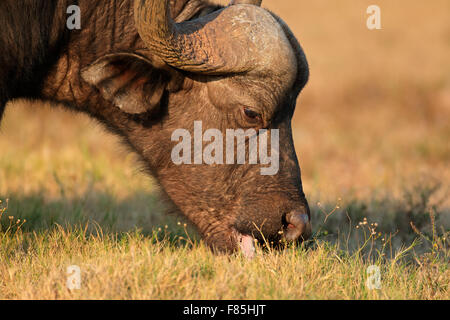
[1,0,449,247]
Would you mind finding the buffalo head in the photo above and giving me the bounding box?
[81,0,311,257]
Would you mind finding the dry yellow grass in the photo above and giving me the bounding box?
[0,0,449,299]
[0,220,448,300]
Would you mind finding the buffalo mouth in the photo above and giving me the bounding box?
[232,217,312,258]
[232,227,285,259]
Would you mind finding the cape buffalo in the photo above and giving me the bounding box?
[0,0,311,257]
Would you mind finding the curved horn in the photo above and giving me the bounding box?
[229,0,262,6]
[134,0,273,74]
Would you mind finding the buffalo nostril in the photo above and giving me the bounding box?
[284,211,312,242]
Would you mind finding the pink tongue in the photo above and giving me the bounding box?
[240,235,256,259]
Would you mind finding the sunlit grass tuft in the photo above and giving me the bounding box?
[0,197,448,300]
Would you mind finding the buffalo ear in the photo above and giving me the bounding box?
[81,53,171,114]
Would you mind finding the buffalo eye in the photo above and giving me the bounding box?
[242,107,262,124]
